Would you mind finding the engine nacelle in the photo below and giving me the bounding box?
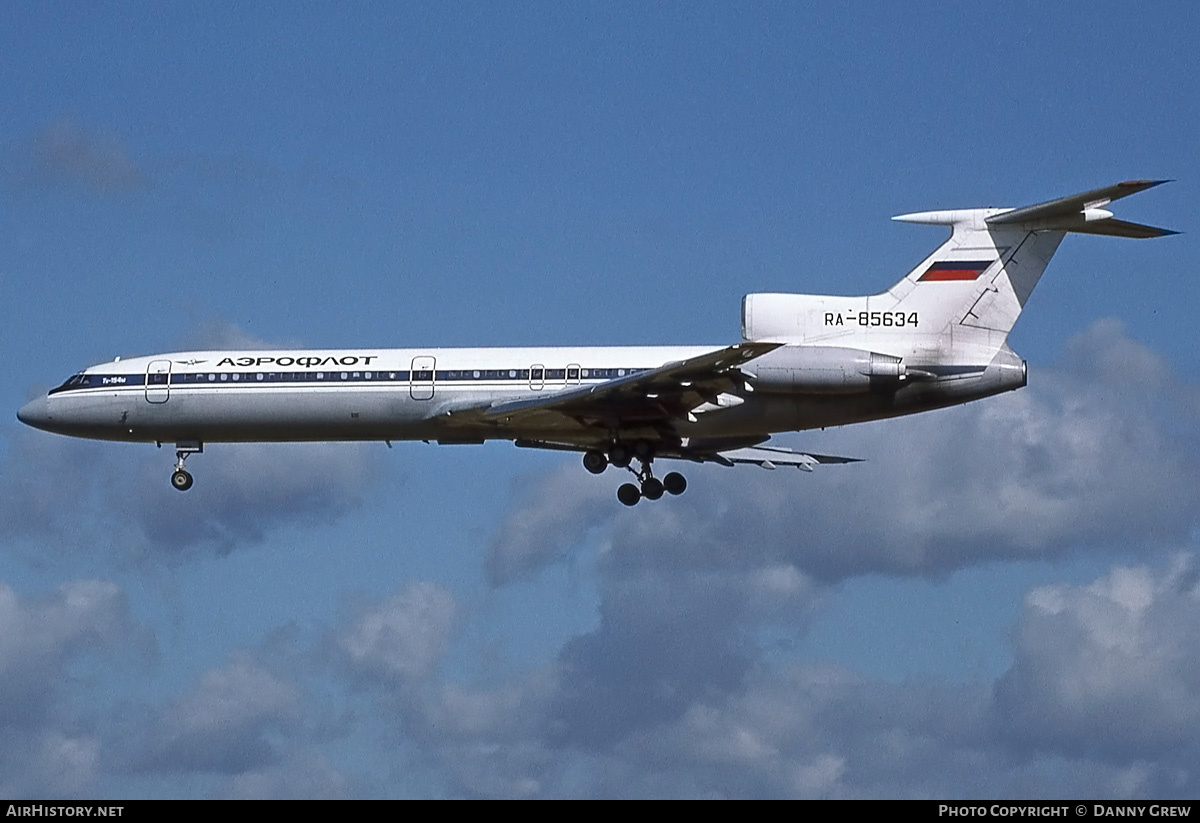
[743,345,909,394]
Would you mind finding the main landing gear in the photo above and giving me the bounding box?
[582,443,687,506]
[170,441,202,491]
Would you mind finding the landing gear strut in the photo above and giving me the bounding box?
[171,441,202,491]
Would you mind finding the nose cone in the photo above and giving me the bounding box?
[17,395,52,431]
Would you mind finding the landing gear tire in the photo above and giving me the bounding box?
[641,477,664,500]
[617,482,641,506]
[663,472,687,496]
[633,439,655,460]
[171,442,202,492]
[583,450,609,474]
[609,444,632,469]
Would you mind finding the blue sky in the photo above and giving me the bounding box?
[2,2,1198,798]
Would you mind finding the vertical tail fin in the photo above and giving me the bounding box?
[740,182,1173,352]
[885,211,1063,341]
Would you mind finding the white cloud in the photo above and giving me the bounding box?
[222,751,354,800]
[0,580,134,726]
[994,556,1200,761]
[488,320,1200,584]
[0,579,137,797]
[487,464,612,585]
[338,582,458,684]
[7,323,1198,797]
[119,652,303,775]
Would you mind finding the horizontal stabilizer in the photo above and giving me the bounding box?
[986,179,1177,238]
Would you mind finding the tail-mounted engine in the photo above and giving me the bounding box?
[742,345,923,394]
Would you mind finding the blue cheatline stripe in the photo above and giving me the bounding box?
[47,366,650,397]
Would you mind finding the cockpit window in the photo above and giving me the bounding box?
[57,373,89,389]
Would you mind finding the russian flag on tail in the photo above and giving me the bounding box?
[918,260,993,282]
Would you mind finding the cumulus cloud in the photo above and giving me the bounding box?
[118,652,302,775]
[486,465,614,584]
[11,118,149,193]
[0,580,139,797]
[369,317,1200,797]
[338,581,459,685]
[8,322,1197,797]
[221,751,354,800]
[333,557,1200,798]
[0,580,136,727]
[404,678,562,798]
[994,556,1200,763]
[545,565,822,751]
[488,320,1200,584]
[31,558,1188,798]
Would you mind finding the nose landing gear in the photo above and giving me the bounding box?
[170,441,202,491]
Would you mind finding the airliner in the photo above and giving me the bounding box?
[18,181,1174,505]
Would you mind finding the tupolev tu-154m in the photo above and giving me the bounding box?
[18,181,1175,505]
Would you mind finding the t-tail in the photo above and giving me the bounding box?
[742,180,1176,366]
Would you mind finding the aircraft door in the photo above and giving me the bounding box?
[146,360,171,403]
[410,356,435,400]
[529,363,545,391]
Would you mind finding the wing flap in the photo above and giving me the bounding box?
[511,437,861,471]
[707,445,862,470]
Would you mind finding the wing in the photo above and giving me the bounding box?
[444,340,862,470]
[448,341,782,432]
[513,438,861,470]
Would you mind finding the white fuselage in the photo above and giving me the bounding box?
[18,343,1022,452]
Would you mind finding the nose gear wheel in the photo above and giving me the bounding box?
[170,442,203,491]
